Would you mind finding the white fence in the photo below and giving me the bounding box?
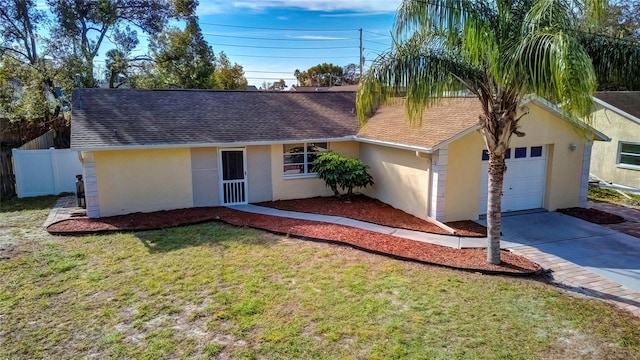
[12,148,82,198]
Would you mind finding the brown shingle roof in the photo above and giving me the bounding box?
[594,91,640,120]
[71,89,358,149]
[357,98,483,149]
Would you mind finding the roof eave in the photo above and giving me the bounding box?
[431,124,481,151]
[71,136,357,152]
[593,96,640,126]
[354,136,433,153]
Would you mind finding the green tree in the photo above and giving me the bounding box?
[341,63,360,85]
[294,63,343,87]
[47,0,173,86]
[151,15,216,89]
[212,51,247,90]
[357,0,640,264]
[0,0,67,128]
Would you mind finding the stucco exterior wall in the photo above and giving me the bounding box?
[191,147,219,207]
[94,148,193,216]
[359,143,431,220]
[445,132,484,221]
[445,102,586,221]
[590,107,640,188]
[247,145,273,203]
[270,140,360,201]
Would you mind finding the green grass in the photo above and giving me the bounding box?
[589,186,640,207]
[1,196,640,359]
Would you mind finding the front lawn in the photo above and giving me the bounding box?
[1,196,639,359]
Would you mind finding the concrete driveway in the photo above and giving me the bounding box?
[490,212,640,292]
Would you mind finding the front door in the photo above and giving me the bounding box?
[219,148,248,205]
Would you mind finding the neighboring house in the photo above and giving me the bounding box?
[590,92,640,189]
[290,85,328,92]
[71,89,607,222]
[327,85,359,92]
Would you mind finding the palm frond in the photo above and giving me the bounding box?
[514,30,596,118]
[356,33,480,124]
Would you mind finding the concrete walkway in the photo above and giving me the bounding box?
[230,204,486,249]
[45,198,640,316]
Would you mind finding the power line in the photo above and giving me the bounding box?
[199,22,358,32]
[364,39,390,47]
[226,53,357,59]
[200,32,358,42]
[363,29,392,37]
[207,43,357,50]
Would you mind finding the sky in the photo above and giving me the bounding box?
[38,0,402,89]
[191,0,401,88]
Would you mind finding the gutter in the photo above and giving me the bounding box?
[354,136,433,153]
[72,136,357,152]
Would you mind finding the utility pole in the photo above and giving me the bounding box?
[359,28,363,79]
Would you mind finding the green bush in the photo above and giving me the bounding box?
[312,151,374,198]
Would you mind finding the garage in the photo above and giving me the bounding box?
[478,145,547,214]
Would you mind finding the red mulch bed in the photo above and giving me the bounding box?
[47,207,539,275]
[258,195,487,237]
[557,207,626,224]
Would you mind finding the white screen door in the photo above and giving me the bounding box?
[219,149,248,205]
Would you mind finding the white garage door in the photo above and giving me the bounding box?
[479,145,546,215]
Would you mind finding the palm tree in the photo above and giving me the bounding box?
[357,0,640,264]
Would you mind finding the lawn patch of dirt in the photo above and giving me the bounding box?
[557,207,626,225]
[47,207,539,275]
[258,195,487,237]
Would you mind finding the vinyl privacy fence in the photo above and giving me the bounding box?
[12,148,82,198]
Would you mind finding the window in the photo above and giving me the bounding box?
[618,142,640,168]
[481,148,512,160]
[530,146,543,157]
[514,147,527,158]
[283,142,329,176]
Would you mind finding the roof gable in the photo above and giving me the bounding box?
[71,89,358,150]
[594,91,640,125]
[356,98,482,151]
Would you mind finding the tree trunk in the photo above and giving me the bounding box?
[487,151,507,264]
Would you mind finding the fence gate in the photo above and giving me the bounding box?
[219,148,248,205]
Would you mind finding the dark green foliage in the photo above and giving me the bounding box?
[312,151,374,198]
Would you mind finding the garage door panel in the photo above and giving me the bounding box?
[478,145,547,215]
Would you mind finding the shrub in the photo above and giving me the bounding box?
[312,151,374,198]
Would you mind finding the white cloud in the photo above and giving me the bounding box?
[197,0,401,15]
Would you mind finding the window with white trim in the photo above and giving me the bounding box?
[283,142,329,176]
[618,142,640,168]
